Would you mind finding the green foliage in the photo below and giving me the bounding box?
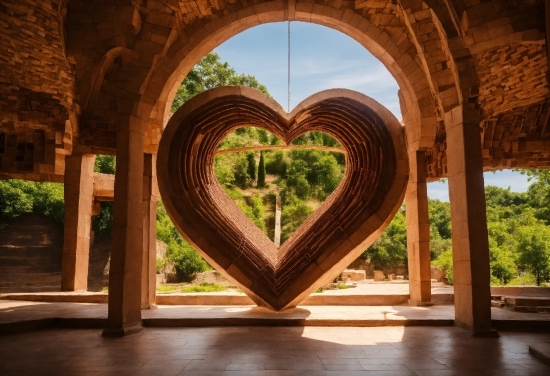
[156,257,166,274]
[214,152,249,188]
[92,155,116,235]
[169,244,209,278]
[257,151,266,188]
[362,207,407,270]
[280,196,314,243]
[94,155,116,174]
[280,149,344,201]
[433,249,453,285]
[507,272,537,286]
[265,151,288,176]
[524,169,550,223]
[428,199,451,240]
[0,180,64,223]
[236,193,268,233]
[156,285,179,293]
[516,225,550,286]
[213,127,346,244]
[181,282,229,293]
[92,202,113,235]
[489,240,517,285]
[156,201,210,279]
[171,52,269,113]
[246,152,256,181]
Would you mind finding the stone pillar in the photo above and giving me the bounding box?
[445,105,494,335]
[103,116,145,336]
[141,153,158,309]
[405,150,432,305]
[61,154,95,291]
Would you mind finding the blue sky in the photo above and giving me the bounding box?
[213,22,531,201]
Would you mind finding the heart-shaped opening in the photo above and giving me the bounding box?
[158,87,408,310]
[213,127,346,246]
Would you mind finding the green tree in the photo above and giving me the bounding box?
[362,207,407,270]
[265,150,288,176]
[433,249,453,285]
[524,169,550,224]
[257,151,266,188]
[428,199,451,240]
[94,155,116,174]
[156,201,209,279]
[281,196,314,243]
[0,180,34,222]
[171,52,269,113]
[517,225,550,286]
[0,180,64,224]
[246,152,256,181]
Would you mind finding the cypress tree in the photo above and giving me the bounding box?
[246,152,256,181]
[257,151,266,188]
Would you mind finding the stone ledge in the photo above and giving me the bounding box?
[529,343,550,366]
[1,292,455,306]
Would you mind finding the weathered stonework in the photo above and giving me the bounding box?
[0,0,76,179]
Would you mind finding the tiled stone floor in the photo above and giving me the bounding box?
[0,326,549,375]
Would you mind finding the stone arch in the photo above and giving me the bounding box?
[136,1,438,153]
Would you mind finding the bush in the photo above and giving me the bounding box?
[265,151,288,176]
[280,196,314,243]
[507,272,537,286]
[0,180,34,222]
[157,200,211,279]
[433,249,453,285]
[362,208,407,270]
[0,180,64,223]
[94,155,115,174]
[168,242,209,279]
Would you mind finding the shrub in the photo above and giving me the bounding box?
[168,241,209,279]
[433,249,453,285]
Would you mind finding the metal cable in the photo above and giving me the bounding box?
[287,21,290,112]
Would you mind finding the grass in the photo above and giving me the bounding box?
[181,282,230,293]
[101,286,108,293]
[314,287,324,293]
[156,285,180,293]
[338,284,348,290]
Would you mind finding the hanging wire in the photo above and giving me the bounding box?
[287,21,291,112]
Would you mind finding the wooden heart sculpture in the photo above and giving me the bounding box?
[157,87,408,311]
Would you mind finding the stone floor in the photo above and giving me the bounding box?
[1,300,549,339]
[0,326,549,375]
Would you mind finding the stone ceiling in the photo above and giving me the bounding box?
[0,0,547,181]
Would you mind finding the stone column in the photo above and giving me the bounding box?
[61,154,95,291]
[141,153,158,309]
[445,105,494,335]
[405,150,432,305]
[103,116,145,336]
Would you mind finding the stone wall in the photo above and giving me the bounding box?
[0,214,110,292]
[347,258,408,279]
[0,0,76,179]
[0,214,64,292]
